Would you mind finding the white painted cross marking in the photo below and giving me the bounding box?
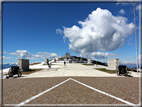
[70,78,138,107]
[15,78,138,107]
[15,78,72,107]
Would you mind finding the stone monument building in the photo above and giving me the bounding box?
[53,58,56,63]
[88,58,92,64]
[45,59,49,65]
[107,58,119,70]
[18,59,30,71]
[65,53,70,59]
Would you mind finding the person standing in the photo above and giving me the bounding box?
[64,61,66,66]
[48,63,51,69]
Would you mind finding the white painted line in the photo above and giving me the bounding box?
[15,78,72,107]
[70,78,138,107]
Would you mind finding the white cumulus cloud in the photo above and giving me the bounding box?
[8,50,31,58]
[1,56,13,59]
[56,29,63,35]
[37,52,58,59]
[80,52,119,59]
[6,50,58,59]
[119,9,126,14]
[57,8,134,54]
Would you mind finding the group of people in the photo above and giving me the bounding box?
[48,61,66,69]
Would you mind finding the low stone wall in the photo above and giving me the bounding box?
[107,58,119,70]
[18,59,30,71]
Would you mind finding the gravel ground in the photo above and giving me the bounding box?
[71,77,139,104]
[3,77,69,104]
[27,80,125,104]
[3,77,139,105]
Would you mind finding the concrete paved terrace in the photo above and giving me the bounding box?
[20,62,140,78]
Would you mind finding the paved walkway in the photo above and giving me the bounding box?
[22,63,140,78]
[1,62,140,79]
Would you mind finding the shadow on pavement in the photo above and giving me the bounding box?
[5,75,26,79]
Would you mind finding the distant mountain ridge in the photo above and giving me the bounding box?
[0,63,17,69]
[119,62,140,69]
[96,61,139,69]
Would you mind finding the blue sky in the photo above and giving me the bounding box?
[2,2,140,64]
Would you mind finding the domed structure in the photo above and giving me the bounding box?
[65,53,70,59]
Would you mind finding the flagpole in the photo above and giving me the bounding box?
[133,3,139,75]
